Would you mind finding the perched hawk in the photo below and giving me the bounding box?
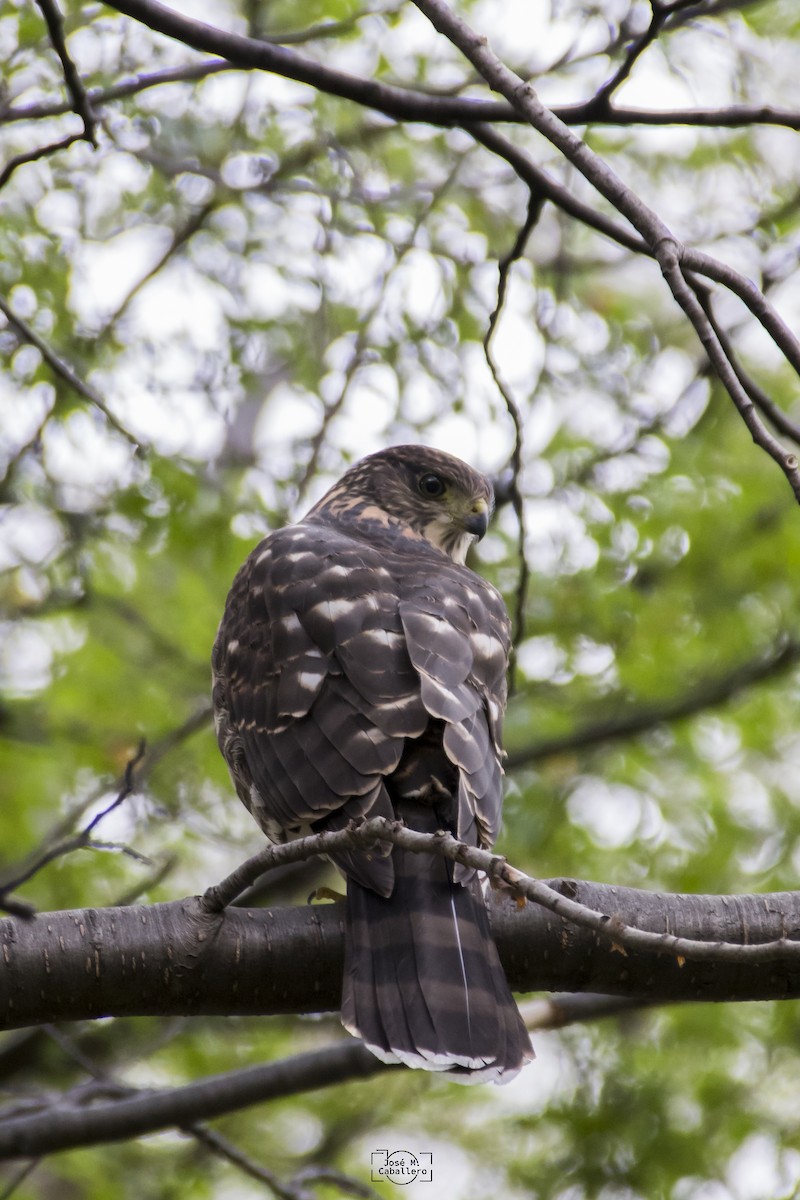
[212,445,533,1082]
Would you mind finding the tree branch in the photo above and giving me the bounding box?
[35,0,97,145]
[202,820,800,966]
[591,0,679,110]
[0,1041,386,1160]
[93,0,800,135]
[102,0,516,126]
[0,131,85,191]
[483,191,541,679]
[0,61,232,125]
[410,0,800,502]
[506,637,800,768]
[3,864,800,1034]
[0,742,146,910]
[0,296,142,451]
[0,990,666,1163]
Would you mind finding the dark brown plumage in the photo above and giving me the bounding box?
[212,445,533,1081]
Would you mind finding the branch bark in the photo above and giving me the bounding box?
[0,1041,385,1160]
[2,879,800,1033]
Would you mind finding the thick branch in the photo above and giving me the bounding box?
[2,879,800,1032]
[0,1041,385,1159]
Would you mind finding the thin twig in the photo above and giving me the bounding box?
[467,122,646,254]
[0,61,232,125]
[100,199,218,337]
[294,151,471,506]
[0,741,146,905]
[184,1124,312,1200]
[690,280,800,447]
[483,191,541,682]
[24,4,799,133]
[0,1160,40,1200]
[185,1123,378,1199]
[411,0,800,502]
[507,637,800,767]
[202,817,800,965]
[0,132,84,191]
[0,295,142,451]
[470,123,800,475]
[35,0,97,145]
[99,0,800,136]
[592,0,702,110]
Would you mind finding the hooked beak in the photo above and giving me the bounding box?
[463,497,489,540]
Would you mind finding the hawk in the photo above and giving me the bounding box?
[212,445,533,1082]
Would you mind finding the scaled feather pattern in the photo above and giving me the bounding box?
[212,445,533,1081]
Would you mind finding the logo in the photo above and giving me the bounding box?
[371,1149,433,1185]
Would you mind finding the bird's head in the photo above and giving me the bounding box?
[309,445,495,565]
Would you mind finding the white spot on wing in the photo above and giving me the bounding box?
[281,551,314,564]
[372,693,419,712]
[470,631,505,659]
[409,611,446,634]
[297,670,325,691]
[358,629,405,648]
[308,597,360,620]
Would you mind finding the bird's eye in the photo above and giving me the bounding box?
[418,472,446,498]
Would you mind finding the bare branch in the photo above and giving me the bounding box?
[410,0,800,501]
[690,283,800,448]
[0,61,232,125]
[573,102,800,132]
[467,123,647,255]
[6,5,799,140]
[483,192,542,677]
[2,704,211,893]
[35,0,97,145]
[592,1,674,109]
[507,637,800,767]
[203,819,800,967]
[0,1041,386,1160]
[185,1125,314,1200]
[591,0,705,111]
[3,873,800,1036]
[186,1123,379,1200]
[99,199,218,337]
[0,988,662,1163]
[0,742,146,908]
[0,295,142,452]
[0,1161,39,1199]
[103,0,515,125]
[0,132,84,191]
[658,245,800,496]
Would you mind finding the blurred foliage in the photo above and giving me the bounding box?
[3,0,800,1196]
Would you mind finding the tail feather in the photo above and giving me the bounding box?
[341,837,533,1083]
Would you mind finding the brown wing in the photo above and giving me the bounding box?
[213,510,530,1081]
[212,520,431,892]
[398,569,510,855]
